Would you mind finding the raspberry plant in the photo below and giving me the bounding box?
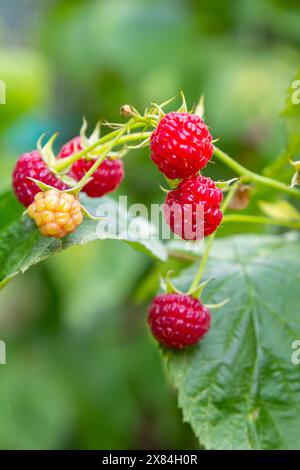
[1,81,300,449]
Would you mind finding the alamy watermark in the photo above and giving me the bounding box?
[85,196,205,243]
[0,80,6,104]
[291,80,300,105]
[291,340,300,365]
[0,340,6,365]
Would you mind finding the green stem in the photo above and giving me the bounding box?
[223,214,300,229]
[188,181,239,294]
[188,234,215,294]
[113,131,152,150]
[187,140,300,293]
[73,127,126,195]
[214,146,300,200]
[54,124,153,173]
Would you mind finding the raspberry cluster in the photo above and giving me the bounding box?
[13,138,124,209]
[147,110,222,349]
[11,104,220,349]
[12,133,125,239]
[150,111,223,240]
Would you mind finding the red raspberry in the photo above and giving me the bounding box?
[59,135,82,159]
[150,112,214,179]
[148,293,211,349]
[59,137,124,198]
[12,150,67,207]
[164,175,223,239]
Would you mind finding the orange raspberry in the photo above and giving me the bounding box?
[27,189,83,238]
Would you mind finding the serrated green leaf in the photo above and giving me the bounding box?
[163,234,300,450]
[0,190,167,288]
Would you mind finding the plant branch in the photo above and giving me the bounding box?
[223,214,300,229]
[214,146,300,200]
[54,123,153,173]
[188,181,239,294]
[72,127,127,195]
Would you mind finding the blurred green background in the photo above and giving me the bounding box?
[0,0,300,450]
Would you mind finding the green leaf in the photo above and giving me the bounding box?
[0,190,167,288]
[0,188,24,229]
[163,234,300,450]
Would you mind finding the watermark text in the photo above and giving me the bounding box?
[0,80,6,104]
[291,80,300,105]
[291,340,300,365]
[0,340,6,365]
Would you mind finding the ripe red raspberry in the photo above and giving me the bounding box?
[59,137,124,198]
[12,150,67,207]
[59,135,82,159]
[150,112,214,179]
[164,175,223,239]
[148,293,211,349]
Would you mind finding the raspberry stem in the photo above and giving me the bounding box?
[223,214,300,229]
[53,123,154,173]
[188,181,239,294]
[71,126,127,195]
[214,146,300,200]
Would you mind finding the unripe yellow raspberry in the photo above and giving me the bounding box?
[27,189,83,238]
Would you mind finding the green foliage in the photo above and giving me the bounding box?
[0,283,195,449]
[0,190,167,289]
[164,234,300,450]
[0,48,51,131]
[1,0,300,451]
